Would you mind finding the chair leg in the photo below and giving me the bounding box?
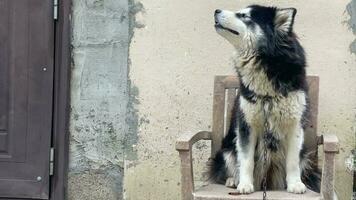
[321,152,336,200]
[178,150,194,200]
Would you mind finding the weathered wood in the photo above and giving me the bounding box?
[225,89,237,136]
[317,136,323,145]
[176,131,212,151]
[179,150,194,200]
[221,76,239,88]
[176,131,212,200]
[305,76,320,159]
[322,134,339,153]
[194,184,322,200]
[212,76,226,156]
[320,134,338,200]
[321,153,336,200]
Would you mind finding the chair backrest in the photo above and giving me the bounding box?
[211,75,320,158]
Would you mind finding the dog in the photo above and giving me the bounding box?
[209,5,321,194]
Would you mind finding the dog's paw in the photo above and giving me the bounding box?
[225,177,236,188]
[236,182,254,194]
[287,181,306,194]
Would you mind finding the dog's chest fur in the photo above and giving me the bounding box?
[236,57,307,135]
[241,92,306,134]
[234,57,308,189]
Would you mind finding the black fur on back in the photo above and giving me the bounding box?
[249,5,308,96]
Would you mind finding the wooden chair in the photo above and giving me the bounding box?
[176,75,339,200]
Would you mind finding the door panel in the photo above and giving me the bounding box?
[0,0,54,199]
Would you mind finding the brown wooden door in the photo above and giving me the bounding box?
[0,0,54,199]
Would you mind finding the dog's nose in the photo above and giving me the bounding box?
[215,9,222,15]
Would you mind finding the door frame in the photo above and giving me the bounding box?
[51,0,71,199]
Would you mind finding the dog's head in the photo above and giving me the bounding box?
[214,5,297,54]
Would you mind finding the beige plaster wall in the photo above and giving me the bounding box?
[125,1,356,199]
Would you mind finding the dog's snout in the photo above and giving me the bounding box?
[215,9,222,15]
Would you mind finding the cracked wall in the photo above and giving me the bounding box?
[69,0,131,199]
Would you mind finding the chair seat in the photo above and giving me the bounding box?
[193,184,322,200]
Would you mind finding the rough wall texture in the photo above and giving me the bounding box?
[347,0,356,54]
[126,1,356,200]
[69,0,130,199]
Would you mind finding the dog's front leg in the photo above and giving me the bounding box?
[286,124,306,194]
[236,127,256,194]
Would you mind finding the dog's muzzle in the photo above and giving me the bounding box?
[214,10,240,35]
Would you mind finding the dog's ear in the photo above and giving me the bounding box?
[274,8,297,33]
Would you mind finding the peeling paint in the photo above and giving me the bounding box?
[347,0,356,54]
[125,0,145,161]
[350,39,356,55]
[125,84,140,161]
[129,1,145,29]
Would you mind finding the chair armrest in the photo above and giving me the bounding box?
[321,134,339,153]
[175,131,212,151]
[176,131,211,200]
[320,133,339,200]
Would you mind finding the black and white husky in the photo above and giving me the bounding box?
[210,5,320,194]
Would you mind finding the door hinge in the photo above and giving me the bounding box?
[49,147,55,176]
[53,0,58,20]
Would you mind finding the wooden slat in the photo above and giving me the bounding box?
[322,134,339,153]
[224,89,236,136]
[221,76,239,88]
[176,131,212,150]
[321,153,336,200]
[212,76,226,156]
[305,76,319,159]
[179,150,194,200]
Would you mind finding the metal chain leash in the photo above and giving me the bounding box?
[262,97,272,200]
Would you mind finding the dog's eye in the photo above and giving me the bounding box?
[236,13,247,18]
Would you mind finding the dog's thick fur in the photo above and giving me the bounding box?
[210,5,321,194]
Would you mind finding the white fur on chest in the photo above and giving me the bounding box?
[235,57,307,135]
[240,90,307,135]
[235,57,277,96]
